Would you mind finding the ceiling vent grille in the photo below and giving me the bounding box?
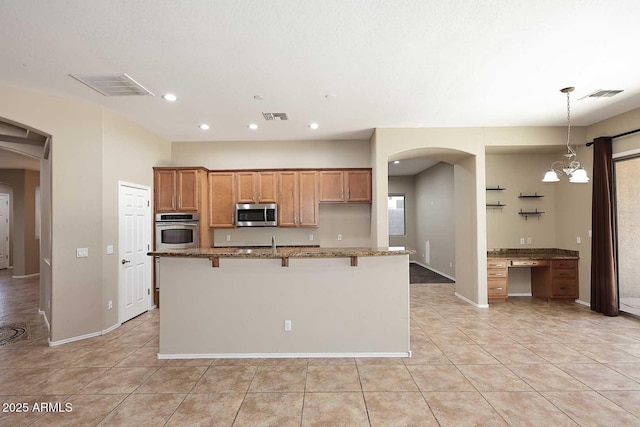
[69,73,154,97]
[262,112,289,121]
[581,89,624,99]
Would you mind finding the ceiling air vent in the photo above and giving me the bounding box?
[69,73,154,97]
[581,89,624,99]
[262,112,289,121]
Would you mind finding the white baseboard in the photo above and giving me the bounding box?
[102,323,121,334]
[410,261,456,282]
[49,330,102,347]
[158,351,411,360]
[575,299,590,307]
[509,293,533,297]
[455,292,489,309]
[38,309,50,331]
[12,273,40,279]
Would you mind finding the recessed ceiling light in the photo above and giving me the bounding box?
[309,123,319,130]
[253,95,264,101]
[325,93,336,99]
[393,160,400,164]
[248,123,258,130]
[199,124,210,130]
[161,93,177,102]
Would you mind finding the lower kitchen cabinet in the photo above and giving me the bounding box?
[532,259,579,300]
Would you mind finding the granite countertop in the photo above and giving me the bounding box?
[148,246,416,258]
[487,248,579,259]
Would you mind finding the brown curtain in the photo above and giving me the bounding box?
[590,136,618,316]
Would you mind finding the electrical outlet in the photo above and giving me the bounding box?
[106,245,114,255]
[519,238,525,245]
[526,237,532,245]
[226,234,231,242]
[588,229,592,238]
[108,300,113,310]
[284,320,292,331]
[577,236,581,244]
[450,262,453,268]
[337,234,342,241]
[309,234,314,241]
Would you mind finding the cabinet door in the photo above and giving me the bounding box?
[299,171,319,227]
[177,169,199,211]
[208,172,236,228]
[258,172,278,203]
[319,171,345,202]
[236,172,256,203]
[154,169,176,212]
[345,170,371,202]
[278,172,298,227]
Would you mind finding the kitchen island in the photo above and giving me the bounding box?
[149,247,414,359]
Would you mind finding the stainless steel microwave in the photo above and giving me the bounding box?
[235,203,278,227]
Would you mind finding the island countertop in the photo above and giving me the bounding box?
[149,246,415,259]
[487,248,579,259]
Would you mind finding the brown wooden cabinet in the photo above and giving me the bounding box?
[532,259,579,300]
[154,168,202,212]
[487,259,508,303]
[208,172,236,228]
[319,169,371,203]
[236,171,278,203]
[277,171,319,227]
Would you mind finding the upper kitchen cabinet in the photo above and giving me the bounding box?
[154,167,205,212]
[236,171,278,204]
[208,172,236,228]
[319,169,371,203]
[278,171,319,227]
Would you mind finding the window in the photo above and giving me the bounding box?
[388,194,405,236]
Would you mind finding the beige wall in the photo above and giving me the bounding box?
[0,169,39,277]
[101,110,172,330]
[485,154,559,249]
[0,85,170,342]
[388,176,417,259]
[414,163,455,277]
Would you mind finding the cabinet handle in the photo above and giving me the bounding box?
[495,287,503,290]
[347,188,350,200]
[172,196,175,210]
[178,196,182,209]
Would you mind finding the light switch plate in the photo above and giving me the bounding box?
[76,248,89,258]
[106,245,114,255]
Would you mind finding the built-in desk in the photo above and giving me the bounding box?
[487,249,579,303]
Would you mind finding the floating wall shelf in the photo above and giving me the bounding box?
[486,186,506,191]
[518,208,544,220]
[518,192,544,198]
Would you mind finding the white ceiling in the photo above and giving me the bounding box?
[1,1,640,143]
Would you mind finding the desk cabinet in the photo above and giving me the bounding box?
[532,259,579,300]
[487,259,508,303]
[487,257,579,303]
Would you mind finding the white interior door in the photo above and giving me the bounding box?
[0,193,9,269]
[118,182,152,323]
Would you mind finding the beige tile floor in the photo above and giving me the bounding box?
[2,268,640,426]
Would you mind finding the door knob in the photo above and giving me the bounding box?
[121,259,131,265]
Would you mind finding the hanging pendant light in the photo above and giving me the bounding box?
[541,87,590,183]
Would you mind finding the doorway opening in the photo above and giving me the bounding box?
[614,152,640,317]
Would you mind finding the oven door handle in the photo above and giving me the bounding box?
[156,222,199,228]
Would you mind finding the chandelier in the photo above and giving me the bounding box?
[542,87,590,183]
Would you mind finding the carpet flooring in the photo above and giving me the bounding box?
[409,263,455,284]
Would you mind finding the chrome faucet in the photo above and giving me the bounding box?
[271,235,276,252]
